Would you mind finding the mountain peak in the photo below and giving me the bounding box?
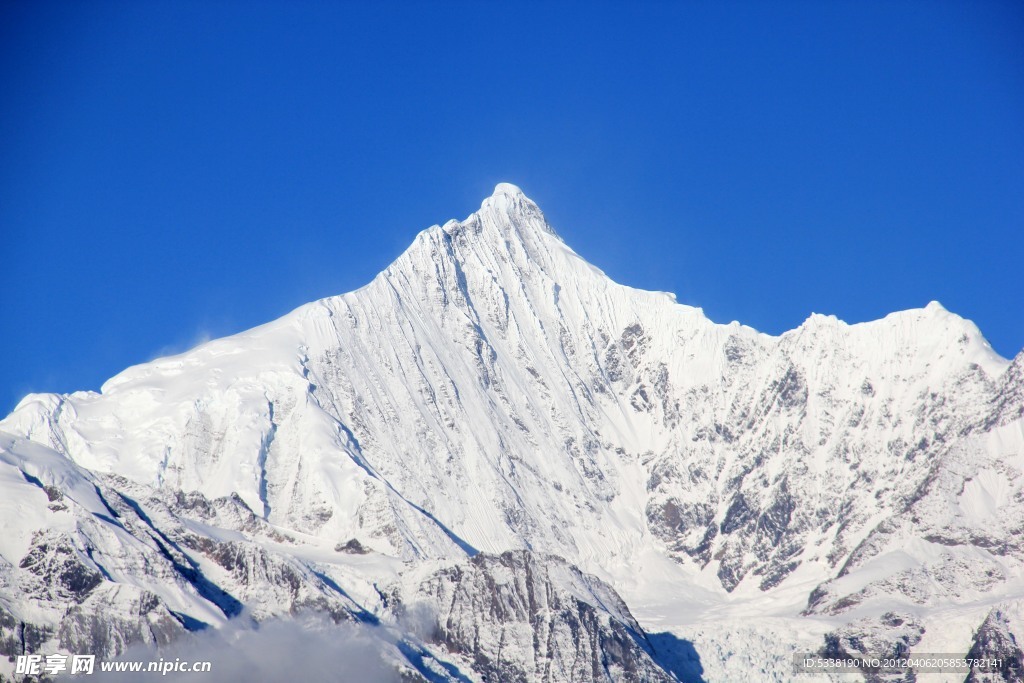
[477,182,542,219]
[3,184,1022,683]
[389,184,564,290]
[454,183,558,247]
[491,182,524,197]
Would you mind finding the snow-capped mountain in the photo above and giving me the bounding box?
[1,184,1022,681]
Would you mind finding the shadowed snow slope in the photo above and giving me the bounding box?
[2,184,1022,681]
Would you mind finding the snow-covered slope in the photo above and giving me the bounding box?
[2,184,1022,681]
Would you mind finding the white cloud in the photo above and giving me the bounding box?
[86,613,402,683]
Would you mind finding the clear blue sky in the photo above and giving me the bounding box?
[2,1,1022,414]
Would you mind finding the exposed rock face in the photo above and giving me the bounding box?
[964,609,1024,683]
[820,612,924,683]
[57,585,184,660]
[394,551,674,683]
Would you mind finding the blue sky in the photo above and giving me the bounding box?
[2,1,1022,414]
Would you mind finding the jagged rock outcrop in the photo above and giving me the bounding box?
[964,608,1024,683]
[392,551,676,683]
[820,612,924,683]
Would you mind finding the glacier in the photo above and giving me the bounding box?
[1,183,1022,681]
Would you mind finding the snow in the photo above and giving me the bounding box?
[1,184,1022,681]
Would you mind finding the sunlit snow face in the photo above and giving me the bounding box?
[1,185,1021,683]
